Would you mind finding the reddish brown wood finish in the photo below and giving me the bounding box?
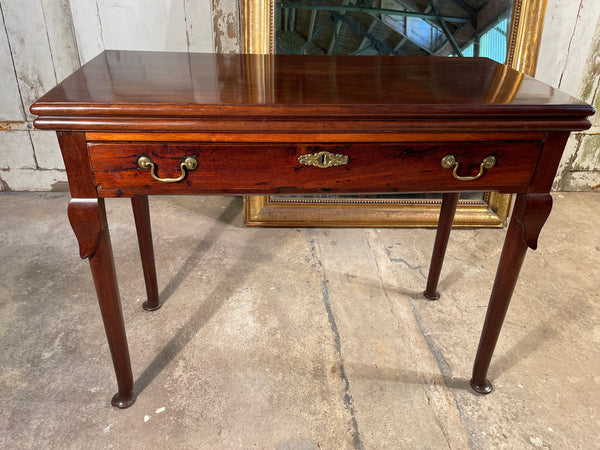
[57,130,135,407]
[30,51,594,407]
[131,195,160,311]
[67,199,103,259]
[30,52,593,126]
[530,132,572,193]
[88,141,542,197]
[423,193,460,300]
[56,132,97,198]
[84,132,547,143]
[69,198,134,408]
[471,193,553,393]
[34,117,591,133]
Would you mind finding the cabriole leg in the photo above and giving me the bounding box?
[68,198,135,408]
[470,193,552,394]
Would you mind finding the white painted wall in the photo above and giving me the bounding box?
[70,0,215,64]
[0,0,79,191]
[536,0,600,190]
[0,0,216,191]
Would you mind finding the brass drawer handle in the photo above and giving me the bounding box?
[138,156,198,183]
[298,151,349,168]
[441,154,497,181]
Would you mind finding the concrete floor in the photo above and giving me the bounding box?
[0,192,598,449]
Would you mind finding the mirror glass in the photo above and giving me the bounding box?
[276,0,512,60]
[274,0,513,203]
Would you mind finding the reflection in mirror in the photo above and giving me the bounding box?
[276,1,513,61]
[274,0,513,205]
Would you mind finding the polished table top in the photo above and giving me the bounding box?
[31,51,592,132]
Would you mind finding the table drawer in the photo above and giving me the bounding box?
[89,141,542,196]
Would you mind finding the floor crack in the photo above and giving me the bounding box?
[309,233,363,450]
[363,229,475,448]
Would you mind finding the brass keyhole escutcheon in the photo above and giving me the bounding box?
[297,151,349,168]
[138,156,198,183]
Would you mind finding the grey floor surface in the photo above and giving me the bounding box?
[0,192,599,449]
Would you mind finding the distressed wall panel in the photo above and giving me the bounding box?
[2,0,216,190]
[0,131,36,170]
[536,1,583,90]
[1,169,67,191]
[186,0,215,52]
[0,7,24,122]
[42,0,81,80]
[71,0,216,62]
[30,130,65,170]
[96,0,188,52]
[537,0,600,95]
[1,0,58,122]
[69,0,104,63]
[572,135,600,171]
[0,0,76,190]
[537,0,600,191]
[212,0,239,53]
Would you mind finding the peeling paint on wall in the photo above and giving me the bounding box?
[540,0,600,191]
[572,135,600,172]
[579,38,600,104]
[0,121,28,131]
[212,0,240,53]
[561,17,600,190]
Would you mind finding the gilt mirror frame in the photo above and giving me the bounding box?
[241,0,548,227]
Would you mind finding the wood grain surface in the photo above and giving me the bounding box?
[31,51,593,129]
[89,141,542,197]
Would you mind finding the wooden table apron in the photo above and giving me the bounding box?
[31,51,594,408]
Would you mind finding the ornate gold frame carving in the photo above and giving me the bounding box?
[241,1,275,55]
[241,0,547,227]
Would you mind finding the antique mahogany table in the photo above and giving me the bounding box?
[31,50,593,408]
